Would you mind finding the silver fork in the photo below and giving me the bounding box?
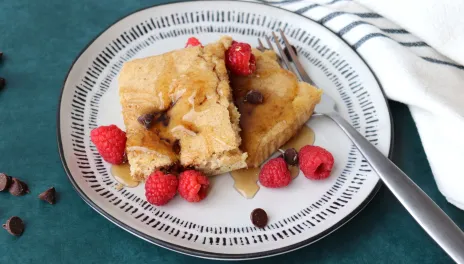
[260,29,464,263]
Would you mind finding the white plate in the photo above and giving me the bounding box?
[58,1,392,260]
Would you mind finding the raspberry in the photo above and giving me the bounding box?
[178,170,210,202]
[299,145,334,180]
[259,158,291,188]
[185,37,202,48]
[145,171,178,206]
[225,41,256,76]
[90,125,126,164]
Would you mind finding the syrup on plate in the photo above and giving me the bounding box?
[230,167,261,199]
[289,166,299,179]
[282,126,315,151]
[110,163,140,188]
[231,126,315,198]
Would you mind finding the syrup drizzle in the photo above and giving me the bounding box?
[110,163,140,188]
[289,166,299,179]
[282,126,315,151]
[230,167,261,199]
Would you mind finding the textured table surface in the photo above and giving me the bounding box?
[0,0,463,263]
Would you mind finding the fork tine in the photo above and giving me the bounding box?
[259,37,285,68]
[271,32,292,71]
[279,29,315,86]
[264,36,274,52]
[257,38,265,51]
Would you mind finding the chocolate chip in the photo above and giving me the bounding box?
[250,208,268,228]
[156,112,170,127]
[161,162,181,175]
[0,173,12,192]
[244,90,264,104]
[181,165,195,172]
[284,148,299,166]
[3,216,25,236]
[137,113,155,129]
[9,178,29,196]
[172,140,181,155]
[39,187,56,205]
[0,52,3,60]
[284,45,297,61]
[0,78,5,90]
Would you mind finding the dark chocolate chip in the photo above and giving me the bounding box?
[170,162,181,175]
[250,208,268,228]
[0,173,12,192]
[39,187,56,205]
[3,216,24,236]
[161,162,181,175]
[9,178,29,196]
[0,78,5,90]
[181,165,195,172]
[156,112,170,127]
[172,140,181,155]
[284,45,297,61]
[137,113,155,129]
[244,90,264,104]
[284,148,299,166]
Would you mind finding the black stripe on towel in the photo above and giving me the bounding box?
[354,12,382,18]
[421,57,464,70]
[295,4,319,14]
[399,41,428,47]
[353,33,389,49]
[339,21,410,36]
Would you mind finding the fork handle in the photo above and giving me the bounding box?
[326,112,464,263]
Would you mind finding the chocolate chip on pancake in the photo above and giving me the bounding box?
[172,140,181,155]
[244,90,263,104]
[156,111,170,127]
[137,113,155,129]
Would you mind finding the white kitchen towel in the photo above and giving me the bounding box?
[257,0,464,210]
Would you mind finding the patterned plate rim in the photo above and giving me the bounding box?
[57,0,394,260]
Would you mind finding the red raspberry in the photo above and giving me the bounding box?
[145,171,178,206]
[185,37,203,48]
[178,170,210,202]
[90,125,126,164]
[259,158,291,188]
[299,145,334,180]
[225,41,256,76]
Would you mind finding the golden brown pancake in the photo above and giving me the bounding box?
[118,37,247,181]
[230,48,322,167]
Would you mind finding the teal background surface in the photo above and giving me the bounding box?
[0,0,463,263]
